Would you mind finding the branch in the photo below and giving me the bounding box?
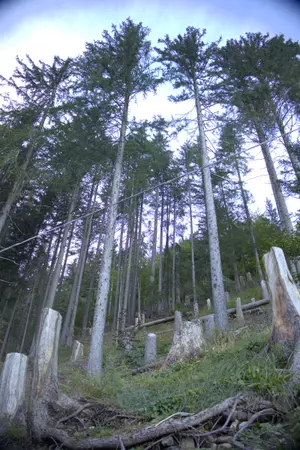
[232,408,277,450]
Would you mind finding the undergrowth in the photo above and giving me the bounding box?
[58,322,290,423]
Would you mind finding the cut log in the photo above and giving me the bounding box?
[246,272,253,285]
[144,333,157,363]
[166,319,204,364]
[71,341,84,362]
[0,352,27,429]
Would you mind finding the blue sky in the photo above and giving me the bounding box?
[1,0,300,216]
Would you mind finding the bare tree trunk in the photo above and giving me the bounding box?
[0,294,20,360]
[188,177,198,315]
[130,195,143,324]
[112,212,125,333]
[45,184,79,308]
[88,95,129,375]
[194,80,228,330]
[149,188,159,306]
[158,189,164,299]
[254,122,293,233]
[172,196,176,312]
[270,101,300,185]
[234,150,264,281]
[61,183,97,346]
[116,215,130,341]
[120,193,135,332]
[19,287,35,354]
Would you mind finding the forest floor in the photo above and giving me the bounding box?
[49,289,299,449]
[3,288,300,449]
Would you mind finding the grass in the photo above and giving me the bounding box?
[58,320,289,424]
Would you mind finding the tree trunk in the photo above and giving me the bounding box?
[234,149,264,280]
[149,188,159,306]
[130,195,143,324]
[188,177,198,315]
[172,196,176,312]
[0,294,20,360]
[45,184,79,308]
[0,105,52,241]
[194,80,228,330]
[61,183,97,346]
[112,212,125,334]
[270,101,300,185]
[158,189,164,299]
[120,207,135,332]
[254,122,293,233]
[19,290,35,354]
[88,95,129,375]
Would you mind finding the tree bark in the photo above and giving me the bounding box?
[194,80,228,330]
[254,122,293,233]
[88,95,129,375]
[234,148,264,280]
[158,189,164,299]
[172,196,176,312]
[0,294,20,360]
[188,177,198,315]
[61,182,97,346]
[45,184,79,308]
[149,188,159,307]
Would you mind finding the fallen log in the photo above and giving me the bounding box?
[40,394,244,449]
[126,300,270,331]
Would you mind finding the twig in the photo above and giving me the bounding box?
[56,403,93,427]
[155,412,192,427]
[118,437,125,450]
[232,408,276,449]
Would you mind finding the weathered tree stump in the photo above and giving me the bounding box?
[264,247,300,388]
[203,314,215,337]
[236,298,245,327]
[260,280,270,300]
[166,319,204,364]
[144,333,157,363]
[207,298,211,311]
[174,311,183,334]
[122,331,133,355]
[239,275,246,289]
[0,352,27,430]
[246,272,253,286]
[71,340,84,362]
[29,308,76,438]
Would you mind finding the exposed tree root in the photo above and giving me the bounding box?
[33,393,281,449]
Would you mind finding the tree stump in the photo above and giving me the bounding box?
[239,275,246,289]
[166,319,204,364]
[144,333,157,363]
[71,340,84,362]
[29,308,76,438]
[236,298,245,327]
[203,314,215,337]
[251,297,256,303]
[174,311,183,334]
[264,247,300,388]
[260,280,270,300]
[0,353,27,430]
[122,331,133,355]
[207,298,211,311]
[246,272,253,286]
